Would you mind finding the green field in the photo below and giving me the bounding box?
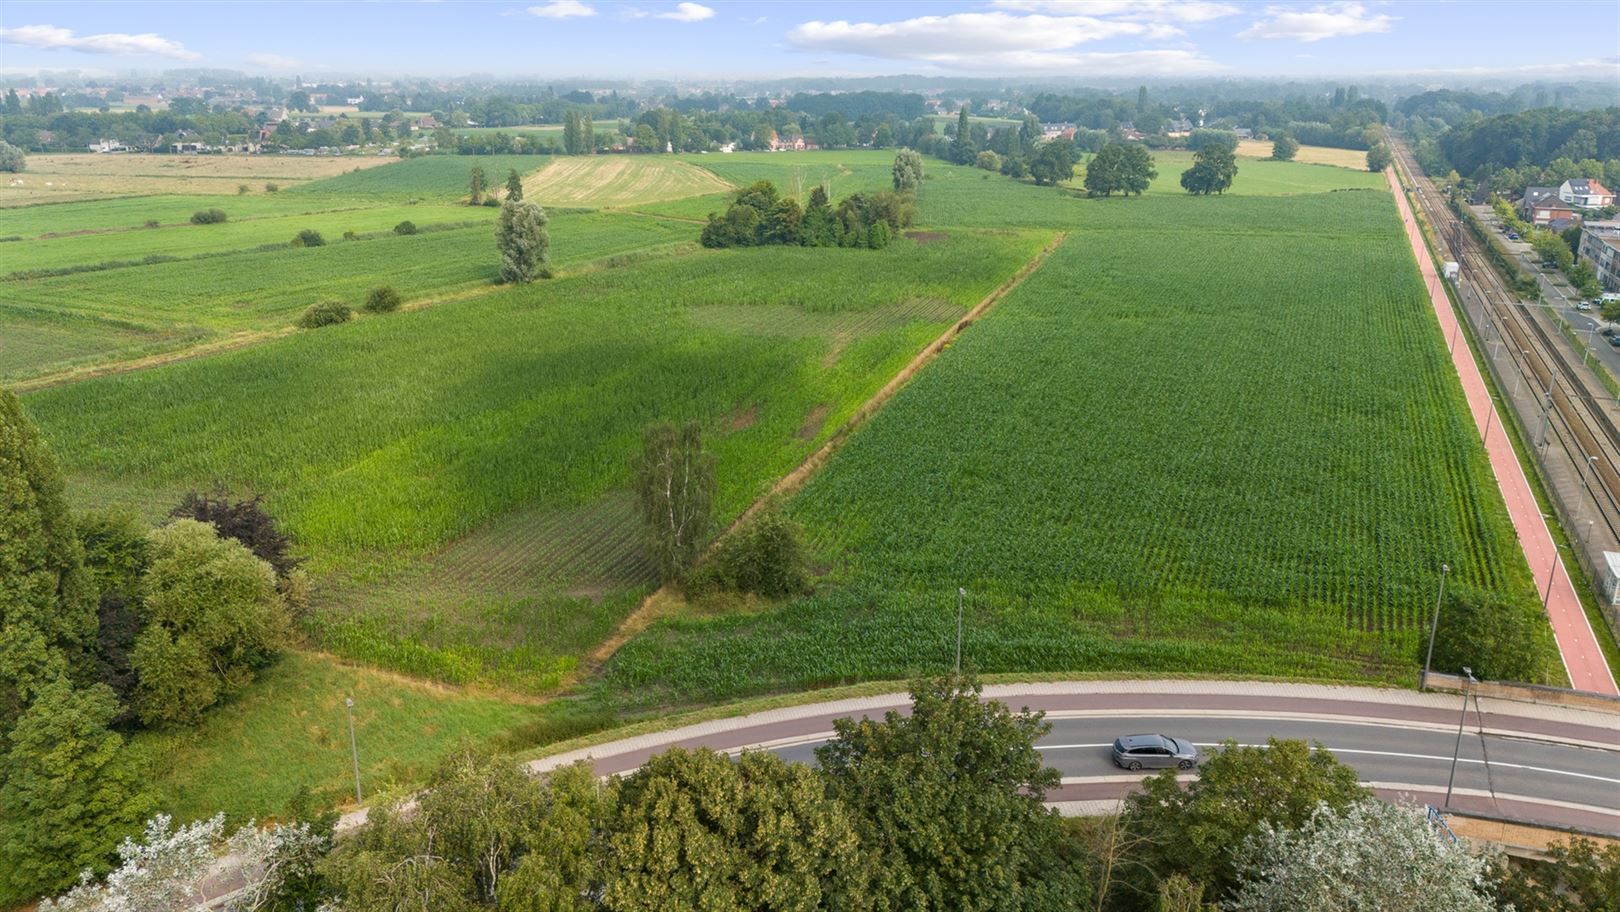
[5,147,1562,826]
[3,211,696,381]
[285,154,547,200]
[594,189,1556,709]
[25,228,1051,686]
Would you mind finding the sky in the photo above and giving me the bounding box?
[1,1,1617,82]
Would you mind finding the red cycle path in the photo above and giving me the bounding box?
[1387,169,1618,695]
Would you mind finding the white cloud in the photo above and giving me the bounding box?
[526,0,596,19]
[992,1,1241,23]
[246,52,301,69]
[657,2,715,22]
[1237,2,1396,42]
[789,12,1167,61]
[0,24,200,60]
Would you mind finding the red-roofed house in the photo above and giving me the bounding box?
[1560,178,1616,209]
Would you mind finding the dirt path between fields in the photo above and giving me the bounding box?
[576,231,1069,675]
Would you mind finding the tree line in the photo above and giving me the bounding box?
[0,392,300,905]
[700,179,915,250]
[36,674,1618,911]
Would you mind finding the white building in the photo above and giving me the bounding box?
[1560,178,1616,209]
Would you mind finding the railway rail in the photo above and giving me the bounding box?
[1390,136,1620,560]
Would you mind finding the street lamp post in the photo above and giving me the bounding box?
[345,696,363,805]
[1422,563,1451,690]
[1513,351,1529,396]
[1541,551,1559,611]
[1443,667,1477,809]
[954,587,965,675]
[1578,454,1598,529]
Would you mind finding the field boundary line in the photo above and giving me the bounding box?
[577,230,1069,673]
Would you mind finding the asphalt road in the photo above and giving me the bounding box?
[768,713,1620,832]
[539,684,1620,836]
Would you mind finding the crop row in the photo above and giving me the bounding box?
[600,189,1553,703]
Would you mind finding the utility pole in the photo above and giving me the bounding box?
[1444,668,1476,808]
[1422,564,1450,690]
[345,696,363,805]
[954,587,965,675]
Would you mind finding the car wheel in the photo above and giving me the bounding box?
[1127,761,1142,772]
[1178,760,1195,770]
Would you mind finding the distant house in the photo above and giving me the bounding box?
[1165,117,1193,137]
[1560,178,1616,209]
[1233,127,1254,140]
[1040,122,1076,140]
[1520,187,1578,226]
[88,139,130,153]
[767,131,812,152]
[1579,220,1620,292]
[1117,121,1145,141]
[718,141,736,153]
[345,96,365,105]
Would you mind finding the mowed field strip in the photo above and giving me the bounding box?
[523,155,734,207]
[0,152,396,204]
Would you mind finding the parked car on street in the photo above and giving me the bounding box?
[1112,733,1200,771]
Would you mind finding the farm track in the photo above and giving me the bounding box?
[574,231,1069,679]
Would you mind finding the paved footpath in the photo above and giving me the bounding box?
[1386,168,1618,696]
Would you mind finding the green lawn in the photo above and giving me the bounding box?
[286,154,549,201]
[125,650,545,826]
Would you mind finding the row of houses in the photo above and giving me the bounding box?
[1518,178,1616,229]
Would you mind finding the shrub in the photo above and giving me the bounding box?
[265,182,280,192]
[131,520,288,726]
[342,230,359,241]
[190,208,227,225]
[695,503,811,598]
[364,285,402,313]
[143,219,160,228]
[482,197,501,207]
[295,300,352,328]
[975,150,1001,171]
[237,183,250,195]
[393,220,418,235]
[292,229,325,247]
[169,490,298,577]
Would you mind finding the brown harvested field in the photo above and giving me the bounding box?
[0,153,395,205]
[1236,140,1368,170]
[523,155,734,208]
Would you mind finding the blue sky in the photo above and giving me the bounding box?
[1,1,1616,81]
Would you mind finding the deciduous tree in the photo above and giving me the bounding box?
[495,198,552,283]
[892,149,924,192]
[1119,738,1364,906]
[632,422,715,584]
[0,677,149,905]
[131,520,288,727]
[1366,142,1393,172]
[468,164,487,204]
[604,748,870,911]
[1271,134,1299,161]
[817,676,1092,911]
[0,389,97,723]
[1229,800,1498,912]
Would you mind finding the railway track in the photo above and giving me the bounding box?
[1389,136,1620,551]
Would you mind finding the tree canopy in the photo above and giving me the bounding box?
[1084,142,1157,197]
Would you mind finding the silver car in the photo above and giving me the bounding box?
[1112,733,1200,771]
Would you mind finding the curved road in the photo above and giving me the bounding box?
[532,681,1620,836]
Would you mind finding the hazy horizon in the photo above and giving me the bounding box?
[2,0,1617,85]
